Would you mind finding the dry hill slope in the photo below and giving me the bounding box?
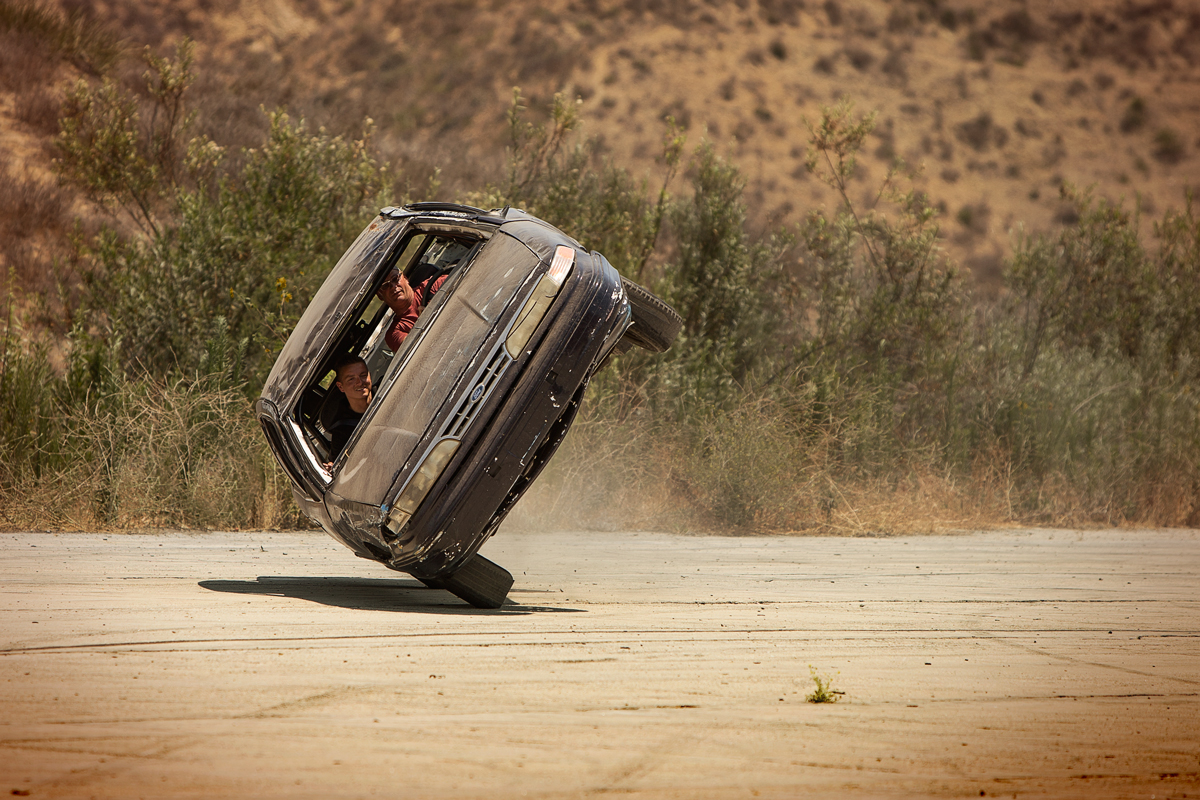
[3,0,1199,303]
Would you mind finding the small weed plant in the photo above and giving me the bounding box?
[806,666,842,703]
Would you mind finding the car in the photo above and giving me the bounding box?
[255,202,682,607]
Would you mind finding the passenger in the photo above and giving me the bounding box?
[323,354,373,468]
[376,266,449,350]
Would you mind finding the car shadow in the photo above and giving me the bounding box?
[198,576,584,615]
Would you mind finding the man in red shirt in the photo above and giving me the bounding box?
[376,267,448,350]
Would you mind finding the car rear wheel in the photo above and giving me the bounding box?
[621,278,682,353]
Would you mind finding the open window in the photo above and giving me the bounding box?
[293,229,484,468]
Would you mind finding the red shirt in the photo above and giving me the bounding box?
[384,274,448,351]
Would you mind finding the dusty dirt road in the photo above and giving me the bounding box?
[1,528,1197,799]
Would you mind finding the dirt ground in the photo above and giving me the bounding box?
[1,528,1197,799]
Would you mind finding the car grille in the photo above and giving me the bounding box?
[443,346,512,440]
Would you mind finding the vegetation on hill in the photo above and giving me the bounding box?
[1,6,1198,532]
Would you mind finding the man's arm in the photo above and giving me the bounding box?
[413,273,448,306]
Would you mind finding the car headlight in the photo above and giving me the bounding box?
[385,438,461,532]
[504,245,575,358]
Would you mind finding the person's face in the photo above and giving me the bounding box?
[334,362,372,406]
[376,269,414,314]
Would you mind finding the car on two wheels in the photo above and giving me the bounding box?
[256,202,681,607]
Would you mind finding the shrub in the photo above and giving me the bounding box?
[1153,127,1186,164]
[1120,97,1147,133]
[652,143,795,412]
[1007,185,1154,372]
[61,42,390,386]
[996,187,1200,524]
[1151,192,1200,380]
[803,100,969,391]
[0,317,65,492]
[845,45,875,71]
[806,666,841,703]
[0,160,72,302]
[954,112,1008,152]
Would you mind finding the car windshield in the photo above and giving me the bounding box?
[296,229,483,468]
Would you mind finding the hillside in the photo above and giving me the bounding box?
[2,0,1199,313]
[3,0,1200,533]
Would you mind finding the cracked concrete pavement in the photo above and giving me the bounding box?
[1,528,1198,798]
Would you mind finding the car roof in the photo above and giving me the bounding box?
[382,203,583,251]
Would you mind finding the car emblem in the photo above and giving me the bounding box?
[470,384,485,403]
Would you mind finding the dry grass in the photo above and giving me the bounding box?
[0,29,59,92]
[13,84,61,135]
[511,431,1011,536]
[512,430,1199,536]
[0,159,66,235]
[0,1,123,75]
[507,364,1200,535]
[0,375,296,532]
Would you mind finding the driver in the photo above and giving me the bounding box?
[376,267,449,350]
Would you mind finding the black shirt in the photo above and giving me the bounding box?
[327,409,363,462]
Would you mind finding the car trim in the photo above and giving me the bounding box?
[257,416,309,499]
[446,347,513,440]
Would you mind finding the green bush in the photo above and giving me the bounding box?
[654,143,795,411]
[1007,185,1200,381]
[2,40,387,529]
[59,42,390,388]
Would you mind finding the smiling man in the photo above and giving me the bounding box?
[324,354,373,467]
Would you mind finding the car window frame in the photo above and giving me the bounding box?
[294,224,490,477]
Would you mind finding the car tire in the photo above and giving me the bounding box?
[621,278,683,353]
[436,553,514,609]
